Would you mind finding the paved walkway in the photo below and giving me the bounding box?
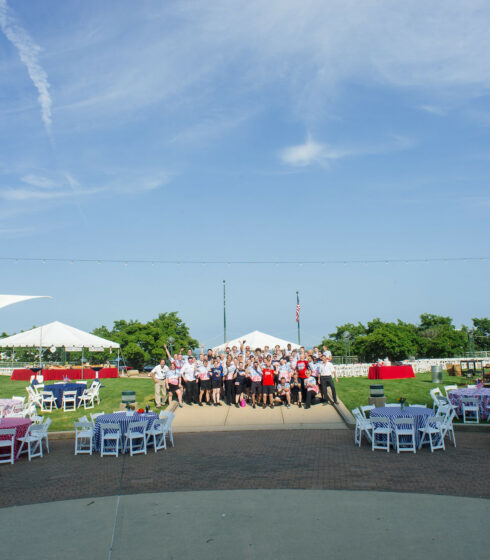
[0,489,488,559]
[1,430,488,508]
[172,401,347,432]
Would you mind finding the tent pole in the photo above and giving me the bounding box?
[39,326,42,369]
[82,348,84,380]
[117,348,120,376]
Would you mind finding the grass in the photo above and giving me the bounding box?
[0,370,473,430]
[336,370,470,413]
[0,376,160,431]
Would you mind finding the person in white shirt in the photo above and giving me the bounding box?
[151,359,169,407]
[181,356,198,405]
[322,345,332,360]
[319,355,338,405]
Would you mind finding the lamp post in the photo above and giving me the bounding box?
[342,331,351,363]
[223,280,227,344]
[167,337,175,357]
[468,329,475,356]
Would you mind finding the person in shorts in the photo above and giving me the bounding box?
[261,358,276,409]
[290,373,302,407]
[210,358,223,406]
[197,358,211,406]
[247,359,262,409]
[234,360,247,408]
[165,362,183,408]
[276,377,291,408]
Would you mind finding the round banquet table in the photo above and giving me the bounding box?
[0,417,32,461]
[93,411,158,451]
[44,383,87,408]
[448,388,490,421]
[370,406,435,448]
[0,399,24,418]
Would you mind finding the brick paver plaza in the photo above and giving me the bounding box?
[1,429,489,508]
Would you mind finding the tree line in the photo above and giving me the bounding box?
[2,312,489,369]
[320,314,490,362]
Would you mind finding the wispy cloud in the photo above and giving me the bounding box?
[280,136,349,167]
[280,134,414,167]
[0,170,173,202]
[418,105,446,116]
[0,0,52,133]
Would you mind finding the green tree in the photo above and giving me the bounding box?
[417,314,467,357]
[92,312,199,370]
[472,317,490,350]
[354,321,419,362]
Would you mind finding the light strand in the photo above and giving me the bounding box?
[0,256,489,265]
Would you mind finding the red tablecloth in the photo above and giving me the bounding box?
[0,417,32,461]
[11,367,118,381]
[368,365,415,380]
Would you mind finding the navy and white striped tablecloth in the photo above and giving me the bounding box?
[44,383,87,408]
[94,412,158,451]
[370,406,435,447]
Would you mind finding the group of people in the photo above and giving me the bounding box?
[150,341,338,410]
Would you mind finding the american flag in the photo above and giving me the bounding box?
[296,303,301,322]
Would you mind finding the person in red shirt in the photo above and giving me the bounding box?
[261,357,276,409]
[295,352,309,400]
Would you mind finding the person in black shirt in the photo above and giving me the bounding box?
[210,358,223,406]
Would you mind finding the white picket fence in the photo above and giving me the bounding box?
[335,356,486,378]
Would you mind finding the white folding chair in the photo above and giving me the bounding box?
[430,388,448,411]
[123,421,147,456]
[89,382,101,404]
[352,408,373,446]
[443,385,458,397]
[40,391,58,412]
[0,429,16,464]
[90,412,105,423]
[100,422,122,457]
[393,417,416,453]
[26,386,42,408]
[11,396,26,405]
[16,424,44,461]
[418,417,445,452]
[360,405,375,419]
[62,391,77,412]
[77,389,95,410]
[74,421,94,455]
[461,396,479,424]
[371,416,391,452]
[41,417,51,453]
[439,407,457,447]
[145,419,166,452]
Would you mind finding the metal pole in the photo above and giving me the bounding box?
[296,291,301,346]
[223,279,227,343]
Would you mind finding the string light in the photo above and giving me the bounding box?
[0,256,488,266]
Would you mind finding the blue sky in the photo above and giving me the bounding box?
[1,0,489,349]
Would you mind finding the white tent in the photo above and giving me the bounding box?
[0,294,51,310]
[0,320,120,350]
[213,330,300,352]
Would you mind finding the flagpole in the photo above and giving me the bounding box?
[223,280,227,343]
[296,291,301,345]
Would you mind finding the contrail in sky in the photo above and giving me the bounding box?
[0,0,52,133]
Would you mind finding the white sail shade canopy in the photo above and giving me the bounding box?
[213,330,300,352]
[0,294,51,310]
[0,320,119,350]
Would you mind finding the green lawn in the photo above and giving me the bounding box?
[0,376,160,431]
[336,370,469,412]
[0,370,471,431]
